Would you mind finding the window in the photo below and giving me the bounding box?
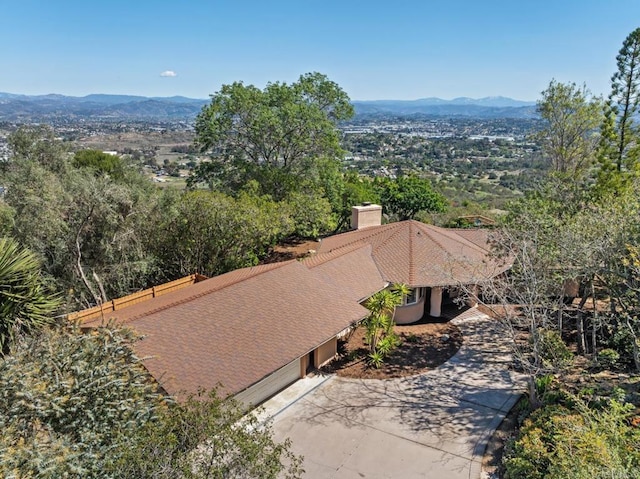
[404,288,422,305]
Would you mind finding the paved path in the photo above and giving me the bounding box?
[270,308,524,479]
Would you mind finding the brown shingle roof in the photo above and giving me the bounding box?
[303,244,387,302]
[87,253,374,401]
[75,219,505,402]
[82,261,293,328]
[317,220,505,287]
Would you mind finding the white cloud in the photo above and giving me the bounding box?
[160,70,177,77]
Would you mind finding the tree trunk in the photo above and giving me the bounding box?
[576,292,589,355]
[624,316,640,372]
[75,206,101,306]
[557,299,563,335]
[577,312,586,355]
[591,283,598,359]
[527,374,541,410]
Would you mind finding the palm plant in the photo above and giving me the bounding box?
[0,237,61,352]
[363,283,409,367]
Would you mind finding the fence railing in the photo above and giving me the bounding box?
[67,274,207,323]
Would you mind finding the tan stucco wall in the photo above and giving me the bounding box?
[394,293,426,324]
[351,204,382,230]
[300,353,310,377]
[314,337,338,367]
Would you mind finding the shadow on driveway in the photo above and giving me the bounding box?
[271,308,524,479]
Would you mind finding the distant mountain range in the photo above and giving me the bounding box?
[0,92,209,122]
[0,92,537,122]
[352,96,537,118]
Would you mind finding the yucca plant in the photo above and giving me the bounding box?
[362,283,408,367]
[0,237,61,352]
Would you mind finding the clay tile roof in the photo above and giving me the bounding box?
[317,220,506,287]
[89,260,368,401]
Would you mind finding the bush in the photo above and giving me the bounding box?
[597,348,621,370]
[504,400,640,479]
[0,324,303,479]
[112,390,303,479]
[536,329,573,370]
[605,323,636,367]
[0,324,162,478]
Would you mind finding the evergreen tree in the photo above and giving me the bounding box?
[598,28,640,188]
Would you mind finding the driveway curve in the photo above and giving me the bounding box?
[271,308,524,479]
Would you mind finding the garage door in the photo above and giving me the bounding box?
[235,358,301,407]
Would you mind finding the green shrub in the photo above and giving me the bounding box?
[605,321,636,367]
[536,329,573,370]
[0,324,303,479]
[504,400,640,479]
[0,324,162,478]
[597,348,621,370]
[368,351,384,369]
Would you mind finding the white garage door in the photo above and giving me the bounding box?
[235,358,301,407]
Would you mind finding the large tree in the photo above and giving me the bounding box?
[150,189,292,278]
[73,149,124,178]
[376,175,447,221]
[598,28,640,180]
[2,128,161,308]
[536,80,601,177]
[191,72,354,200]
[5,124,69,175]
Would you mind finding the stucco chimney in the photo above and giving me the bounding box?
[351,203,382,230]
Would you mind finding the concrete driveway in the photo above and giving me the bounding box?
[270,308,524,479]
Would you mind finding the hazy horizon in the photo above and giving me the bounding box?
[2,0,639,101]
[0,91,537,103]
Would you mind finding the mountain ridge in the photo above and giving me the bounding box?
[0,92,538,121]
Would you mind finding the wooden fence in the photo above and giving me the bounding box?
[67,274,207,324]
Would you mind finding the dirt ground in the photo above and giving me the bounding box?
[262,239,320,264]
[322,320,463,380]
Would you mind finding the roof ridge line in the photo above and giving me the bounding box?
[417,222,454,258]
[303,243,371,268]
[320,223,400,252]
[408,221,415,285]
[121,261,296,322]
[369,221,404,254]
[421,223,490,254]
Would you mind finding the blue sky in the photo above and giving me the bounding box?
[1,0,638,101]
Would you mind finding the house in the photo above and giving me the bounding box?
[70,205,505,407]
[319,204,502,324]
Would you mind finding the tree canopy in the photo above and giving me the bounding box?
[73,149,124,178]
[1,126,162,308]
[149,189,292,278]
[536,80,601,177]
[191,72,354,200]
[0,324,163,478]
[598,27,640,190]
[376,176,448,220]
